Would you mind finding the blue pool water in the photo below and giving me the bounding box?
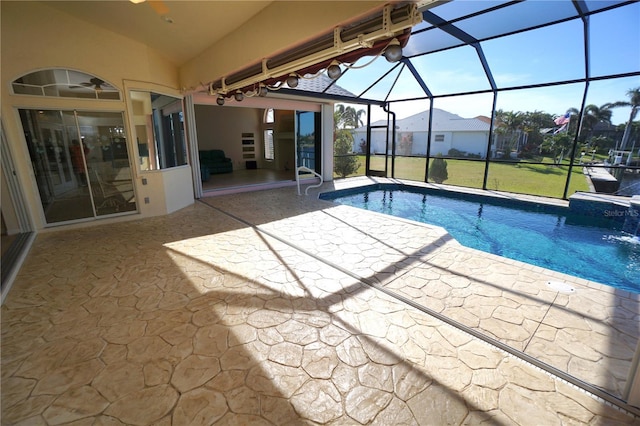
[321,185,640,293]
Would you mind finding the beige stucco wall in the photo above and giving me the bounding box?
[1,2,178,91]
[179,1,386,92]
[0,0,360,231]
[1,1,185,230]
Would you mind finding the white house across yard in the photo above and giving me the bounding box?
[352,108,491,158]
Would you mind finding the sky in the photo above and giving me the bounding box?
[334,1,640,126]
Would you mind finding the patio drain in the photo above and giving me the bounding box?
[546,280,576,293]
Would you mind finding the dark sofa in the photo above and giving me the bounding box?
[199,149,233,175]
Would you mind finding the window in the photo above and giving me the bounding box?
[130,91,187,170]
[12,69,120,100]
[434,134,445,142]
[263,108,275,160]
[265,108,274,124]
[264,130,274,161]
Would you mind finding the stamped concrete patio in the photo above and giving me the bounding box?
[1,178,639,424]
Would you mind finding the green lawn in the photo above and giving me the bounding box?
[335,155,590,199]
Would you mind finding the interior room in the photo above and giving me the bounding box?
[193,100,323,193]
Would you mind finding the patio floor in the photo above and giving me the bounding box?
[1,177,638,425]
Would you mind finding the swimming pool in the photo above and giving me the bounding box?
[321,185,640,293]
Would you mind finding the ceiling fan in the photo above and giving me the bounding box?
[70,78,107,93]
[130,0,171,18]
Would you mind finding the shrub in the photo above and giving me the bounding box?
[429,157,448,184]
[358,139,367,154]
[448,148,466,157]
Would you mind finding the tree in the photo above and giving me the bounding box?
[494,110,524,157]
[541,133,573,164]
[334,129,359,178]
[333,105,361,178]
[568,104,613,142]
[605,87,640,151]
[520,110,555,156]
[429,157,448,184]
[335,104,366,129]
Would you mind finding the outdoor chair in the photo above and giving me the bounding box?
[92,169,133,213]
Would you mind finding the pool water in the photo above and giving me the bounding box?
[322,186,640,293]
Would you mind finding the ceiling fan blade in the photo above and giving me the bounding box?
[147,0,170,16]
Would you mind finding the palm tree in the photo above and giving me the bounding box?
[568,104,613,141]
[605,87,640,151]
[333,106,361,177]
[494,110,523,157]
[335,104,366,129]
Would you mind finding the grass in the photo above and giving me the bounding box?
[335,155,591,199]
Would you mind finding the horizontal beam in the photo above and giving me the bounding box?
[208,4,422,97]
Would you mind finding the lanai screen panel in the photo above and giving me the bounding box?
[403,26,465,57]
[385,66,430,102]
[288,1,638,108]
[338,58,403,100]
[408,45,492,96]
[454,1,579,39]
[589,2,640,77]
[428,0,511,21]
[480,19,586,88]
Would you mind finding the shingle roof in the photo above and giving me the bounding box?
[289,73,356,97]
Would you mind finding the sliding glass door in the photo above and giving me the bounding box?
[19,109,136,224]
[296,111,321,172]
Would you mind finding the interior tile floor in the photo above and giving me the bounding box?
[2,177,639,425]
[202,168,294,192]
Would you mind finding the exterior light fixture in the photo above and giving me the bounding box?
[383,38,402,62]
[327,61,342,80]
[234,91,244,101]
[216,95,225,106]
[286,74,299,88]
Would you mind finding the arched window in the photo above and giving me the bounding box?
[263,108,275,160]
[264,108,274,124]
[12,68,120,100]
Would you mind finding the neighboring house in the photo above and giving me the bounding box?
[352,108,491,158]
[591,121,624,144]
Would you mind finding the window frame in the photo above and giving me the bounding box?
[11,68,121,101]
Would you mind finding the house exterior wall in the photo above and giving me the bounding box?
[1,1,187,231]
[451,131,489,158]
[408,132,428,156]
[353,129,488,158]
[430,132,452,157]
[370,131,388,154]
[1,1,351,234]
